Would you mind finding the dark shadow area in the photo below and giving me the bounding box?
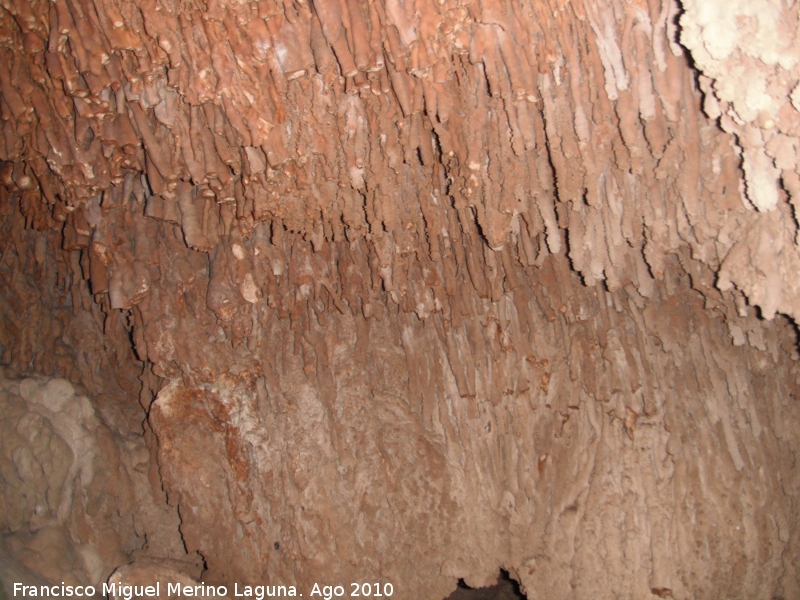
[444,570,526,600]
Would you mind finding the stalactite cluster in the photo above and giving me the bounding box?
[0,0,772,306]
[1,0,800,598]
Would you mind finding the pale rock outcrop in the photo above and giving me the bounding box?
[0,373,192,590]
[681,0,800,321]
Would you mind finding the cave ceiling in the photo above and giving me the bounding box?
[2,0,800,597]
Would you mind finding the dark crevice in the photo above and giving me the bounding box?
[445,571,526,600]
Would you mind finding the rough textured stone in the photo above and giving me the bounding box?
[145,258,800,599]
[680,0,800,323]
[0,0,799,598]
[0,373,194,589]
[107,559,206,600]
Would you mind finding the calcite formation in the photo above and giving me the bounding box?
[1,0,800,598]
[0,374,196,588]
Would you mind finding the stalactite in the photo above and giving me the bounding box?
[1,0,800,598]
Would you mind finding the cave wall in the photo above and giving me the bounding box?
[0,373,196,587]
[147,256,800,599]
[1,0,800,597]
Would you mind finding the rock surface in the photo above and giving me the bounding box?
[107,559,206,600]
[0,0,799,598]
[146,259,800,599]
[0,373,195,591]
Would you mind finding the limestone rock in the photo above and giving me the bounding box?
[0,374,191,588]
[0,0,798,598]
[108,559,207,600]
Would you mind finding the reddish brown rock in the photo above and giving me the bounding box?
[1,0,800,598]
